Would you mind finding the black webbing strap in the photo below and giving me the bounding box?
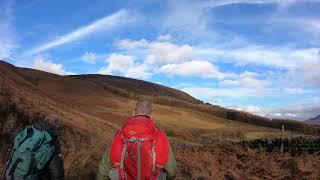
[26,153,36,177]
[8,158,23,179]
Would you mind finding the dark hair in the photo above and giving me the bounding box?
[135,100,153,116]
[33,119,60,138]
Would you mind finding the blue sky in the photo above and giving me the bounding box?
[1,0,320,120]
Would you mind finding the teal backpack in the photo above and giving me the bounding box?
[5,125,56,180]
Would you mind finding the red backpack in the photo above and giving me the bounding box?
[109,115,170,180]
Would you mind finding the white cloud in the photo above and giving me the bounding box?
[116,37,320,71]
[160,0,320,70]
[235,97,320,120]
[160,0,307,41]
[99,54,134,74]
[182,84,318,120]
[96,1,320,121]
[220,71,270,88]
[112,36,320,102]
[157,34,172,41]
[282,60,320,87]
[210,98,224,104]
[182,87,252,99]
[146,42,193,64]
[26,10,134,55]
[116,38,149,49]
[202,0,302,8]
[125,64,151,79]
[99,53,150,79]
[112,36,320,89]
[220,77,271,88]
[82,52,97,64]
[234,105,263,114]
[0,1,17,59]
[301,61,320,86]
[182,85,319,120]
[197,46,320,69]
[33,58,75,75]
[116,37,194,65]
[162,0,215,40]
[304,18,320,31]
[159,60,233,79]
[281,88,311,94]
[268,16,320,43]
[195,45,320,89]
[240,71,260,78]
[182,85,314,108]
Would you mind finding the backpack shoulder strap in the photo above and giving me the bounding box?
[13,126,33,149]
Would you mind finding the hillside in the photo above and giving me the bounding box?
[1,60,320,179]
[305,115,320,125]
[0,59,290,139]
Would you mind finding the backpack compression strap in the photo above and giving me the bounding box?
[120,137,149,180]
[7,158,23,180]
[152,140,156,173]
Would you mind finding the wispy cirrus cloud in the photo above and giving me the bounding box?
[161,0,294,40]
[0,0,17,60]
[161,0,320,46]
[201,0,320,8]
[25,10,135,55]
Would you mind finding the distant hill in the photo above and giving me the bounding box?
[305,115,320,125]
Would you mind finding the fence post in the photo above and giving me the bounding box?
[281,125,284,154]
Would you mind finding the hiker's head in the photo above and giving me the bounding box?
[33,119,61,138]
[134,100,153,117]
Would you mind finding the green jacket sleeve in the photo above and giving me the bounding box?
[96,142,113,180]
[163,143,177,179]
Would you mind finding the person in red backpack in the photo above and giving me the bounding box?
[96,100,177,180]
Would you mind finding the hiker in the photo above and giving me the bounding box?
[4,120,65,180]
[97,100,177,180]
